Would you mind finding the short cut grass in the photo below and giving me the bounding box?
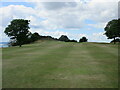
[2,41,118,88]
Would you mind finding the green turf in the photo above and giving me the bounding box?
[2,41,118,88]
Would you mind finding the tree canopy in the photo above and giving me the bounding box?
[4,19,31,47]
[59,35,70,42]
[79,37,88,42]
[30,32,40,42]
[104,19,120,43]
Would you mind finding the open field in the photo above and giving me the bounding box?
[2,41,118,88]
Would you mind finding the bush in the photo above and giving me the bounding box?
[59,35,70,42]
[30,32,40,42]
[79,37,88,42]
[69,40,77,42]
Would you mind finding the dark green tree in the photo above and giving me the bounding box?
[31,32,40,42]
[79,37,88,42]
[69,39,77,42]
[59,35,70,42]
[104,19,120,44]
[4,19,30,47]
[111,38,120,43]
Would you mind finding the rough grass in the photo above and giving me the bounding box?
[2,41,118,88]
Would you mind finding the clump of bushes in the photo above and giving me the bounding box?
[79,37,88,42]
[58,35,78,42]
[59,35,70,42]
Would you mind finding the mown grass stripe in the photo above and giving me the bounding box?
[2,41,118,88]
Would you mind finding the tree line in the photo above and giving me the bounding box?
[4,18,120,47]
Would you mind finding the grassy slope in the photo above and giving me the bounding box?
[2,41,118,88]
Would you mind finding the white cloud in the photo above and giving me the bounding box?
[38,2,77,10]
[2,0,119,2]
[88,32,111,42]
[33,1,118,30]
[119,1,120,18]
[0,0,118,42]
[1,1,118,30]
[86,1,118,23]
[30,28,69,39]
[1,5,36,27]
[88,22,107,28]
[0,26,10,41]
[68,33,87,40]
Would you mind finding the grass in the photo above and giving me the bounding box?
[2,41,118,88]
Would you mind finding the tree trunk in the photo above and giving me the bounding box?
[19,44,22,47]
[113,37,116,44]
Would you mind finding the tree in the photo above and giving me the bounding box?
[104,19,120,44]
[110,38,120,43]
[30,32,40,42]
[69,40,77,42]
[79,37,88,42]
[59,35,70,42]
[4,19,30,47]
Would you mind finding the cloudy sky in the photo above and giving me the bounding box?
[0,0,119,42]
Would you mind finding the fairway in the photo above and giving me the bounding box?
[2,41,118,88]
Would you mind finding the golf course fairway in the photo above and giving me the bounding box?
[2,41,118,88]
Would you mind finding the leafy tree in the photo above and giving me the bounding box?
[59,35,70,42]
[8,39,17,47]
[31,32,40,42]
[104,19,120,44]
[111,38,120,43]
[4,19,30,47]
[79,37,88,42]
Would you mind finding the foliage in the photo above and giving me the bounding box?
[59,35,70,42]
[30,32,40,42]
[104,19,120,44]
[79,37,88,42]
[110,38,120,43]
[40,36,55,40]
[4,19,30,47]
[7,39,17,47]
[69,40,77,42]
[4,19,90,47]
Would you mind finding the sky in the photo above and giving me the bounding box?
[0,0,119,42]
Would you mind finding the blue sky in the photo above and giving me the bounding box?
[1,2,34,8]
[0,0,118,42]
